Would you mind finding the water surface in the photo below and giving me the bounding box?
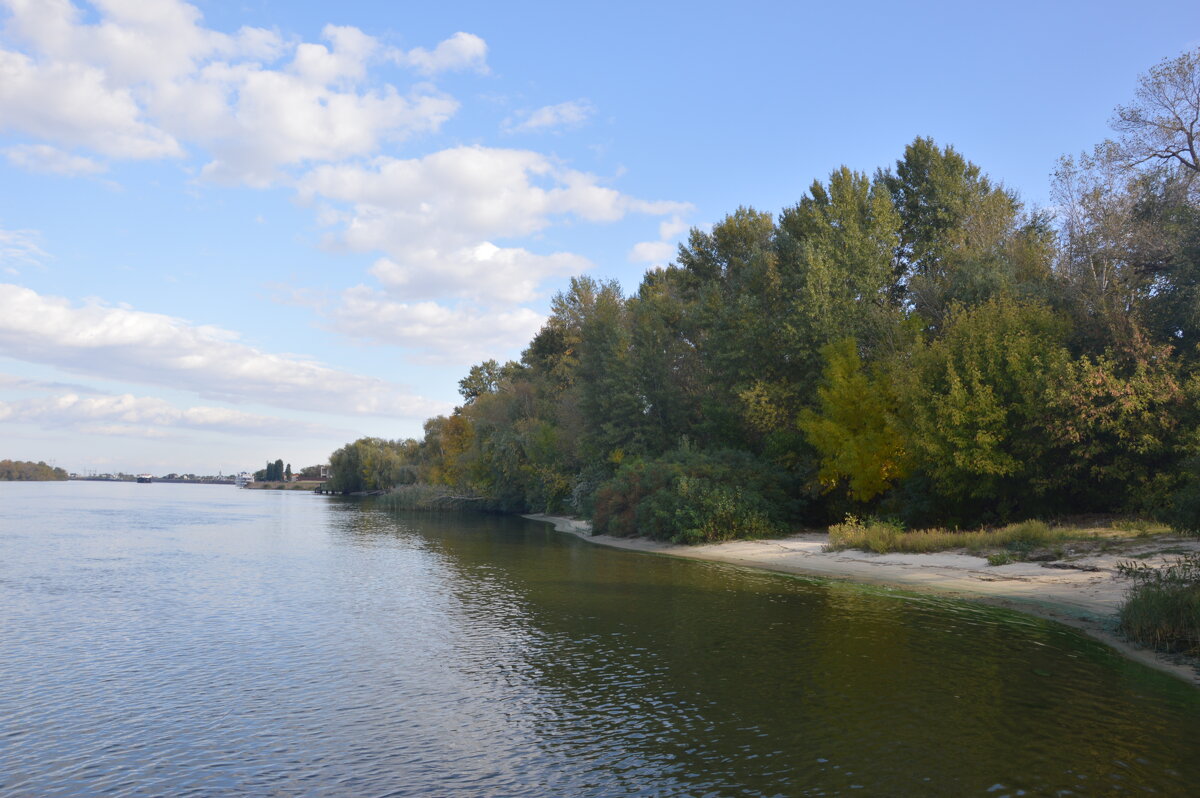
[2,481,1198,796]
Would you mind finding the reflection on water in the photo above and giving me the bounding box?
[1,482,1197,796]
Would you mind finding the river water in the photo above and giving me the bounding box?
[2,481,1198,796]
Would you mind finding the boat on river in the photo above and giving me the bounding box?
[136,474,152,483]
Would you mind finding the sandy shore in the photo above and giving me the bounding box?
[524,514,1200,686]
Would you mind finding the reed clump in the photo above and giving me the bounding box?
[826,516,1083,555]
[1117,554,1200,655]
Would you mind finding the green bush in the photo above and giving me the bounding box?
[1118,554,1200,654]
[1163,462,1200,535]
[591,447,793,542]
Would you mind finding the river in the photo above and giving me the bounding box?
[2,481,1198,796]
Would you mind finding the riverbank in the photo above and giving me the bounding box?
[245,480,323,490]
[524,514,1200,686]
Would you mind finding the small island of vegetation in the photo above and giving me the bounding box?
[0,459,69,481]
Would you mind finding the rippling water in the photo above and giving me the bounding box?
[2,482,1199,796]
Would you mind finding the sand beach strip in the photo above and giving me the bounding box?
[525,514,1200,686]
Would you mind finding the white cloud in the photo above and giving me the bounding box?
[395,31,487,76]
[0,283,441,418]
[369,245,590,304]
[5,143,106,175]
[629,214,690,264]
[628,240,676,263]
[503,99,595,134]
[0,226,47,274]
[0,372,107,394]
[184,68,458,186]
[0,47,183,159]
[0,391,341,437]
[659,215,689,241]
[300,146,689,303]
[329,286,545,362]
[0,1,470,183]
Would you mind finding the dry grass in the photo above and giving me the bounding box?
[825,516,1116,556]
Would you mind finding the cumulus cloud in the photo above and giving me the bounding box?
[0,2,694,367]
[329,286,546,362]
[0,226,47,274]
[300,146,689,305]
[394,31,487,75]
[369,245,590,305]
[503,99,595,134]
[0,1,469,183]
[629,214,690,264]
[0,283,441,418]
[0,48,183,158]
[0,391,341,438]
[628,240,676,263]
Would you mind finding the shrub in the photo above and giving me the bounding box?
[378,484,497,512]
[1163,462,1200,535]
[1117,554,1200,654]
[591,447,794,542]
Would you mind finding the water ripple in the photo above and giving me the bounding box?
[2,482,1199,796]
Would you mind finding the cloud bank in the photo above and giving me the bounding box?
[0,283,440,418]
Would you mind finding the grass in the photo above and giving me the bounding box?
[826,516,1093,557]
[1110,518,1173,538]
[1117,554,1200,655]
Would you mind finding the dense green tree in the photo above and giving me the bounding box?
[323,88,1200,534]
[898,298,1073,520]
[798,339,909,503]
[0,460,68,481]
[881,138,1024,325]
[327,438,418,493]
[1046,330,1199,510]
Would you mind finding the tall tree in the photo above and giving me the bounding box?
[899,297,1073,519]
[881,137,1022,325]
[1113,48,1200,174]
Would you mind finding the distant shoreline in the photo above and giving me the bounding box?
[243,481,324,490]
[524,514,1200,687]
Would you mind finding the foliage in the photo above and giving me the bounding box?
[799,339,909,502]
[257,459,287,482]
[1112,47,1200,174]
[592,447,793,543]
[1117,553,1200,654]
[377,484,496,512]
[0,459,68,481]
[323,69,1200,538]
[1045,330,1197,510]
[1163,457,1200,535]
[326,437,419,494]
[898,298,1072,520]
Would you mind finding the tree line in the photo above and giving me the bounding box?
[328,48,1200,541]
[0,460,69,481]
[255,459,290,482]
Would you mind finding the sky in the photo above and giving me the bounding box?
[1,0,1198,476]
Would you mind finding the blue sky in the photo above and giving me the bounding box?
[1,0,1197,475]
